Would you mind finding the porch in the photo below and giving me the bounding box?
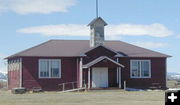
[79,56,124,89]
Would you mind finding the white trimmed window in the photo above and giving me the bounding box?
[39,59,61,78]
[130,60,151,78]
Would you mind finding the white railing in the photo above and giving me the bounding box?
[58,80,86,92]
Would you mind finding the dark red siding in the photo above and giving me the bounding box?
[22,57,78,91]
[108,68,117,87]
[8,58,21,89]
[84,46,116,64]
[8,70,20,89]
[120,57,166,89]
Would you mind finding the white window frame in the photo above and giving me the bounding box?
[130,60,151,78]
[38,59,61,79]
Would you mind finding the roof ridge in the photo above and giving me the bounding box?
[50,39,89,41]
[49,39,121,42]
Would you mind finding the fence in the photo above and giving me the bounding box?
[58,80,86,91]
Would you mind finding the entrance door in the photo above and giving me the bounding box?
[92,67,108,88]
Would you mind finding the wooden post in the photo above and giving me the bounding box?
[76,58,79,88]
[19,58,22,88]
[119,67,121,88]
[116,58,119,84]
[88,68,91,89]
[63,83,65,91]
[79,58,83,88]
[124,81,126,90]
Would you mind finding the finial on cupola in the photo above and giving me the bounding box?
[88,0,108,47]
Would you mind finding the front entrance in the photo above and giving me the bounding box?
[92,67,108,88]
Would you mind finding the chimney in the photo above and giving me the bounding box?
[88,17,108,47]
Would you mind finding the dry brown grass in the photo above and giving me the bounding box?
[0,81,7,90]
[0,90,165,105]
[167,80,180,88]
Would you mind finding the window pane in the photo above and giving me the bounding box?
[40,60,49,77]
[131,61,140,77]
[50,60,60,78]
[141,61,150,77]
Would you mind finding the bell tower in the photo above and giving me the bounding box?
[88,0,108,47]
[88,17,108,47]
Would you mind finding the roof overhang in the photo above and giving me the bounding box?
[83,56,125,68]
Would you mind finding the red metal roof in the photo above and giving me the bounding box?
[6,40,171,59]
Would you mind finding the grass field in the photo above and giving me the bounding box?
[1,80,175,105]
[0,90,165,105]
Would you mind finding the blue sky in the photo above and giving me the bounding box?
[0,0,180,73]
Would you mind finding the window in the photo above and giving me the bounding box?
[39,59,61,78]
[131,60,151,78]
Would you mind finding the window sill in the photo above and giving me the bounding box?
[131,77,151,79]
[39,77,61,79]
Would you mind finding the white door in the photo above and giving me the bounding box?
[92,67,108,88]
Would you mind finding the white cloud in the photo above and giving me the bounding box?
[0,0,76,14]
[132,42,168,49]
[107,24,172,37]
[19,24,89,36]
[18,23,173,38]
